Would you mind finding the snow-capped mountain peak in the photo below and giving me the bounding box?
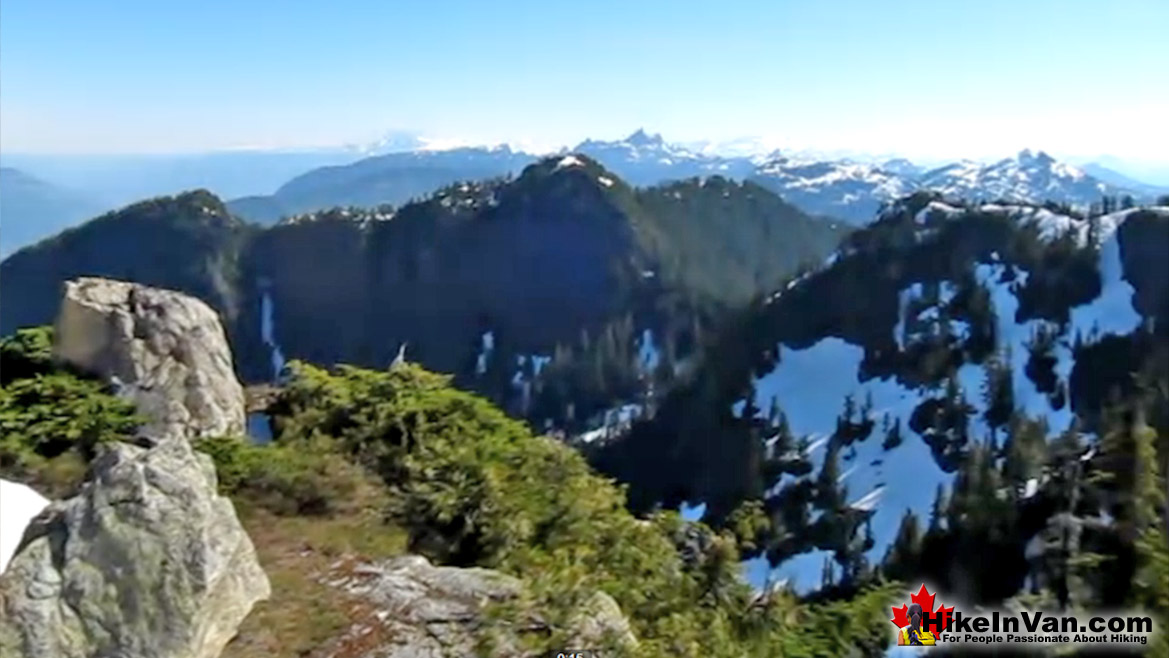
[327,130,1152,228]
[919,150,1113,206]
[625,128,666,148]
[1016,148,1055,165]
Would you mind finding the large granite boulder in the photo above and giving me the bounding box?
[0,438,270,658]
[318,555,636,657]
[53,277,246,443]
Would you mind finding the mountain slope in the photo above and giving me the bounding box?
[749,157,917,224]
[594,194,1169,593]
[2,158,847,432]
[0,168,105,257]
[918,150,1128,207]
[3,150,363,209]
[0,190,253,337]
[1080,162,1169,198]
[226,147,536,223]
[238,156,848,426]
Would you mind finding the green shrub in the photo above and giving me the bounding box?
[194,434,385,516]
[0,326,55,385]
[0,372,140,471]
[269,360,900,656]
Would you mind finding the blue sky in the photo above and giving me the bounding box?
[1,0,1165,162]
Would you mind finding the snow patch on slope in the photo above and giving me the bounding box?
[738,337,962,592]
[555,155,584,170]
[1,479,49,573]
[475,331,495,376]
[258,280,287,381]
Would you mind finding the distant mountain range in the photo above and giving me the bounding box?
[1079,162,1169,197]
[226,146,536,223]
[3,133,1165,255]
[0,168,105,258]
[224,132,1166,227]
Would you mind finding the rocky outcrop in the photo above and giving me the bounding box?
[318,555,636,657]
[53,277,246,443]
[0,438,270,658]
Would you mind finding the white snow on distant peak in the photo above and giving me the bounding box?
[416,136,477,152]
[914,201,962,224]
[555,155,585,170]
[598,175,614,187]
[1,479,49,573]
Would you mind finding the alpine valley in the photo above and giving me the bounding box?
[2,135,1168,658]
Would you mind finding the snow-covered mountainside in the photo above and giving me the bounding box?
[573,129,756,185]
[918,150,1129,208]
[741,206,1148,590]
[749,156,919,223]
[594,196,1169,595]
[751,150,1150,225]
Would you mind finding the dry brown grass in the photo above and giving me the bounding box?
[220,501,408,658]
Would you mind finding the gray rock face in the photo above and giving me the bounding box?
[0,438,271,658]
[53,277,246,443]
[318,555,635,657]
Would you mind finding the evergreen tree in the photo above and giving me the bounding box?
[883,509,924,581]
[981,347,1015,437]
[1003,413,1047,490]
[1129,419,1169,656]
[816,438,845,511]
[927,484,948,536]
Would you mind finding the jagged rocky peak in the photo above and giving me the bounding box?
[626,127,665,147]
[53,276,246,443]
[0,439,270,658]
[1016,148,1055,164]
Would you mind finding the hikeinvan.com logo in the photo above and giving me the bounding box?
[890,584,1155,649]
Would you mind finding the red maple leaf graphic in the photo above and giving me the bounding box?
[890,584,953,633]
[910,583,935,612]
[890,604,910,628]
